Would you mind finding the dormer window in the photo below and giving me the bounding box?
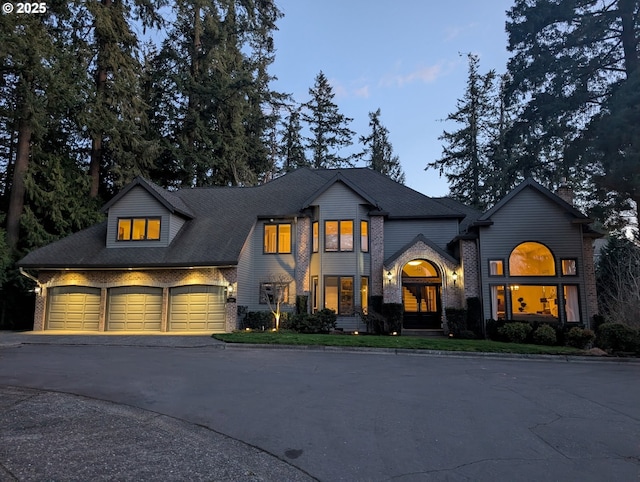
[117,218,161,241]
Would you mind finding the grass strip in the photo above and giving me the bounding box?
[213,332,585,355]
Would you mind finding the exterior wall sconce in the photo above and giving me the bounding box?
[452,270,458,286]
[226,284,236,302]
[34,286,42,295]
[386,271,392,283]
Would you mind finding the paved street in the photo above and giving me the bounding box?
[1,335,639,481]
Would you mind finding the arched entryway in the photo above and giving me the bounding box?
[402,259,442,329]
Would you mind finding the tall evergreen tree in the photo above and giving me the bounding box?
[279,107,307,173]
[506,0,640,225]
[427,54,497,210]
[150,0,281,187]
[358,109,405,184]
[302,71,355,169]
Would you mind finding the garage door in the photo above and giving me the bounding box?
[107,286,162,332]
[47,286,101,331]
[169,285,226,332]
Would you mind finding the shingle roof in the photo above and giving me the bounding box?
[19,168,468,269]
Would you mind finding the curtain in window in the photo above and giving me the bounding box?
[491,286,498,320]
[564,286,580,322]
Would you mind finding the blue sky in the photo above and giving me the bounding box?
[269,0,514,197]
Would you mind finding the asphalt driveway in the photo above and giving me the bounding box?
[1,333,639,481]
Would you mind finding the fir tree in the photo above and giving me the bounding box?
[428,54,496,210]
[279,107,307,173]
[359,109,405,184]
[302,71,355,169]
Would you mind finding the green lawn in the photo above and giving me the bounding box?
[213,332,586,356]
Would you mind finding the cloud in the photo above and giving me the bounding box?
[354,85,370,98]
[380,63,444,88]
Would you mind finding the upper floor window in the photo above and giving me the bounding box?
[312,222,319,253]
[489,260,504,276]
[264,223,291,254]
[561,259,577,276]
[117,218,161,241]
[361,220,369,252]
[509,242,556,276]
[325,220,353,252]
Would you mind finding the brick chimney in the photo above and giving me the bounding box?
[556,177,574,206]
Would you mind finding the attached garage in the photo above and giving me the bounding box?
[47,286,101,331]
[169,285,226,332]
[107,286,162,332]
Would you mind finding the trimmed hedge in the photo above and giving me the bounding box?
[498,322,532,343]
[596,323,640,354]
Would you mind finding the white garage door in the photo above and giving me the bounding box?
[169,285,226,332]
[47,286,101,331]
[107,287,162,332]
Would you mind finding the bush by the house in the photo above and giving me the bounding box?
[296,295,308,315]
[498,322,532,343]
[361,303,403,335]
[596,323,640,354]
[565,327,595,349]
[486,319,507,341]
[283,309,337,333]
[466,297,482,337]
[533,324,557,346]
[241,311,292,330]
[445,308,466,337]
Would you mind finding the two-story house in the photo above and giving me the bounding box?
[18,168,601,334]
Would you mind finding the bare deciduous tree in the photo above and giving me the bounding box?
[260,273,292,331]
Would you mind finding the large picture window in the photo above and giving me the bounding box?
[264,224,291,254]
[325,220,353,252]
[117,218,161,241]
[509,285,559,321]
[324,276,354,315]
[509,242,556,276]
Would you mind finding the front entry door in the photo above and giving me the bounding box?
[402,282,442,329]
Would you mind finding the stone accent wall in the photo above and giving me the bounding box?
[296,217,311,294]
[460,239,480,299]
[370,216,384,296]
[383,239,463,331]
[582,239,598,327]
[33,267,238,331]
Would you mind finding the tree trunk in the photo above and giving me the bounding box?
[6,102,33,251]
[619,0,639,76]
[89,0,112,199]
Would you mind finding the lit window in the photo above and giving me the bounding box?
[325,221,338,251]
[361,221,369,252]
[324,220,353,252]
[509,242,556,276]
[117,218,161,241]
[509,285,559,321]
[340,221,353,251]
[361,277,369,314]
[562,259,577,276]
[324,276,354,315]
[563,285,580,322]
[490,285,505,320]
[489,260,503,276]
[264,224,291,254]
[312,222,319,253]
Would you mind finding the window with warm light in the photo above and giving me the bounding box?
[264,223,291,254]
[509,285,559,321]
[489,260,504,276]
[312,222,319,252]
[325,220,353,252]
[360,277,369,314]
[361,221,369,252]
[117,218,161,241]
[561,259,577,276]
[324,276,354,315]
[509,242,556,276]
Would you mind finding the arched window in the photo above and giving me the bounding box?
[509,242,556,276]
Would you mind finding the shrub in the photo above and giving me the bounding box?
[565,327,595,349]
[498,322,532,343]
[381,303,403,334]
[295,295,308,315]
[283,309,337,334]
[361,310,386,335]
[596,323,640,354]
[486,319,507,341]
[445,308,467,337]
[242,311,275,330]
[533,324,557,346]
[466,297,482,336]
